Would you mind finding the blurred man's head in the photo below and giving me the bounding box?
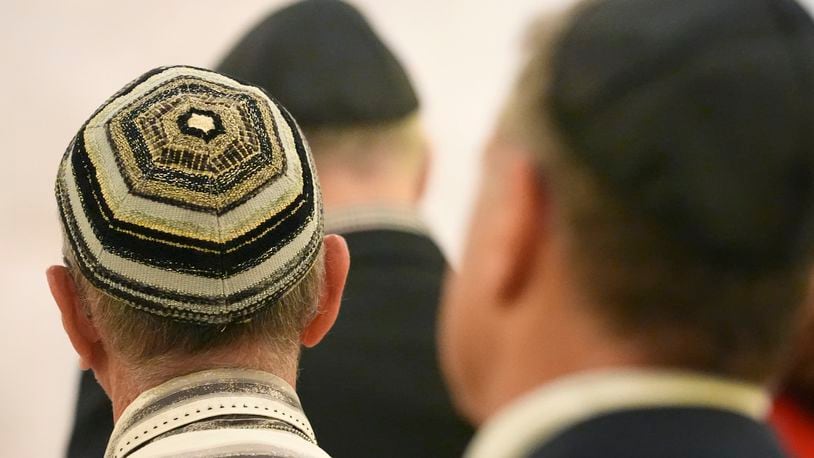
[47,66,349,417]
[440,0,814,424]
[217,0,428,210]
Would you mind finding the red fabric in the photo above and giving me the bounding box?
[770,393,814,458]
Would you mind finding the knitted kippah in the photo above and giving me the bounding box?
[55,65,323,324]
[216,0,419,128]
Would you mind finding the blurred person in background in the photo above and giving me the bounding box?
[771,302,814,457]
[439,0,814,456]
[67,1,471,457]
[217,1,472,456]
[51,65,349,457]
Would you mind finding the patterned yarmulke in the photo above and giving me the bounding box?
[55,66,323,324]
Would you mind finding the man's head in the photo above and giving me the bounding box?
[440,0,814,424]
[47,66,349,407]
[216,0,428,210]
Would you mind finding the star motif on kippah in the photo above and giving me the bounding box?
[177,108,225,143]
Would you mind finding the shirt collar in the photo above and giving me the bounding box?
[106,368,315,458]
[325,205,428,235]
[465,369,770,458]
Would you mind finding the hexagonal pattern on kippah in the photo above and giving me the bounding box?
[55,66,323,324]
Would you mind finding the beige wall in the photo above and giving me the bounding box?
[0,1,560,455]
[5,0,811,456]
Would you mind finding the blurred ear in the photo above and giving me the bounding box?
[46,265,101,370]
[414,144,431,203]
[488,148,549,305]
[301,235,350,347]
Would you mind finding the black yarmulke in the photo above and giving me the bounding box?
[550,0,814,269]
[216,0,419,128]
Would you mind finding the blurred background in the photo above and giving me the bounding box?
[2,0,812,456]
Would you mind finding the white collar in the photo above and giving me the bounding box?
[106,368,314,458]
[465,369,770,458]
[325,205,427,235]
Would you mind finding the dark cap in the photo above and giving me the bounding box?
[549,0,814,269]
[216,0,419,129]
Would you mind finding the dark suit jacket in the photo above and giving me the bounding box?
[67,228,471,458]
[528,407,788,458]
[296,228,472,458]
[67,370,113,458]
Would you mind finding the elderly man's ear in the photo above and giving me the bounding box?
[46,266,101,370]
[301,234,350,348]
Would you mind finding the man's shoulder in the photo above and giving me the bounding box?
[527,407,787,458]
[335,228,446,317]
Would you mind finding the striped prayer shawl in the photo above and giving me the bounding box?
[105,369,330,458]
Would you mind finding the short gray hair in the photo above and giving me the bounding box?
[65,243,325,368]
[304,113,426,171]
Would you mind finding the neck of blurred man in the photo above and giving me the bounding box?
[779,309,814,410]
[466,248,651,425]
[95,342,300,422]
[316,162,424,212]
[445,138,652,425]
